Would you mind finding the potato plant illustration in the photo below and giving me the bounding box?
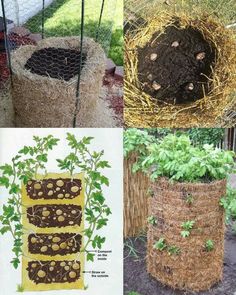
[56,133,112,262]
[0,133,112,290]
[0,135,60,269]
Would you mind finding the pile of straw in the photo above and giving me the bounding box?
[11,37,105,127]
[125,12,236,127]
[124,152,150,237]
[147,177,226,291]
[0,80,15,127]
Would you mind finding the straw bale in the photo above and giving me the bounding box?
[124,152,150,237]
[11,36,106,127]
[0,80,15,127]
[147,177,226,291]
[125,12,236,127]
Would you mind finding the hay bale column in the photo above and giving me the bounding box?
[147,177,226,292]
[11,37,105,127]
[124,153,149,237]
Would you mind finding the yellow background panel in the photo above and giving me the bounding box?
[22,172,85,291]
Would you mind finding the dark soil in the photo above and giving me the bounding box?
[28,233,82,256]
[26,178,82,200]
[25,47,87,81]
[27,204,82,228]
[138,22,216,104]
[124,228,236,295]
[27,260,81,284]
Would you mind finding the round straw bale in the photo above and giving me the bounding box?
[147,177,226,291]
[125,12,236,127]
[11,36,106,127]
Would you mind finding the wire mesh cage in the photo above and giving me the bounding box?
[0,0,119,127]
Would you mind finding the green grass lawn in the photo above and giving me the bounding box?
[126,0,236,25]
[26,0,123,65]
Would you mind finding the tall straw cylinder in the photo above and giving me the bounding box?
[124,152,150,237]
[147,177,226,291]
[11,36,105,127]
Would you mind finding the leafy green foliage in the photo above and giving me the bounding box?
[153,238,167,251]
[127,292,141,295]
[0,135,59,269]
[188,128,224,147]
[57,133,112,261]
[220,185,236,222]
[205,239,214,252]
[124,129,155,173]
[143,134,235,182]
[167,245,181,255]
[181,220,195,238]
[147,216,157,225]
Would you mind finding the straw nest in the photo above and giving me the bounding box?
[11,36,106,127]
[124,152,150,237]
[125,12,236,127]
[147,177,226,291]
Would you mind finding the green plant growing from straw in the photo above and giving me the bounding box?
[147,216,157,225]
[167,245,181,255]
[181,220,195,238]
[153,237,167,251]
[142,134,235,182]
[205,239,214,252]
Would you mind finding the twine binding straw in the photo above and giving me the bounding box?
[147,177,227,292]
[124,152,150,237]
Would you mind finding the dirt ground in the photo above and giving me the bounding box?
[124,175,236,295]
[138,23,215,104]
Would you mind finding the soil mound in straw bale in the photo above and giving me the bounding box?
[147,178,226,292]
[125,12,236,127]
[25,47,87,81]
[138,23,216,104]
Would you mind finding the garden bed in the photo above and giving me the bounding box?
[124,227,236,295]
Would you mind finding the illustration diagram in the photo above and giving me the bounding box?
[0,133,112,292]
